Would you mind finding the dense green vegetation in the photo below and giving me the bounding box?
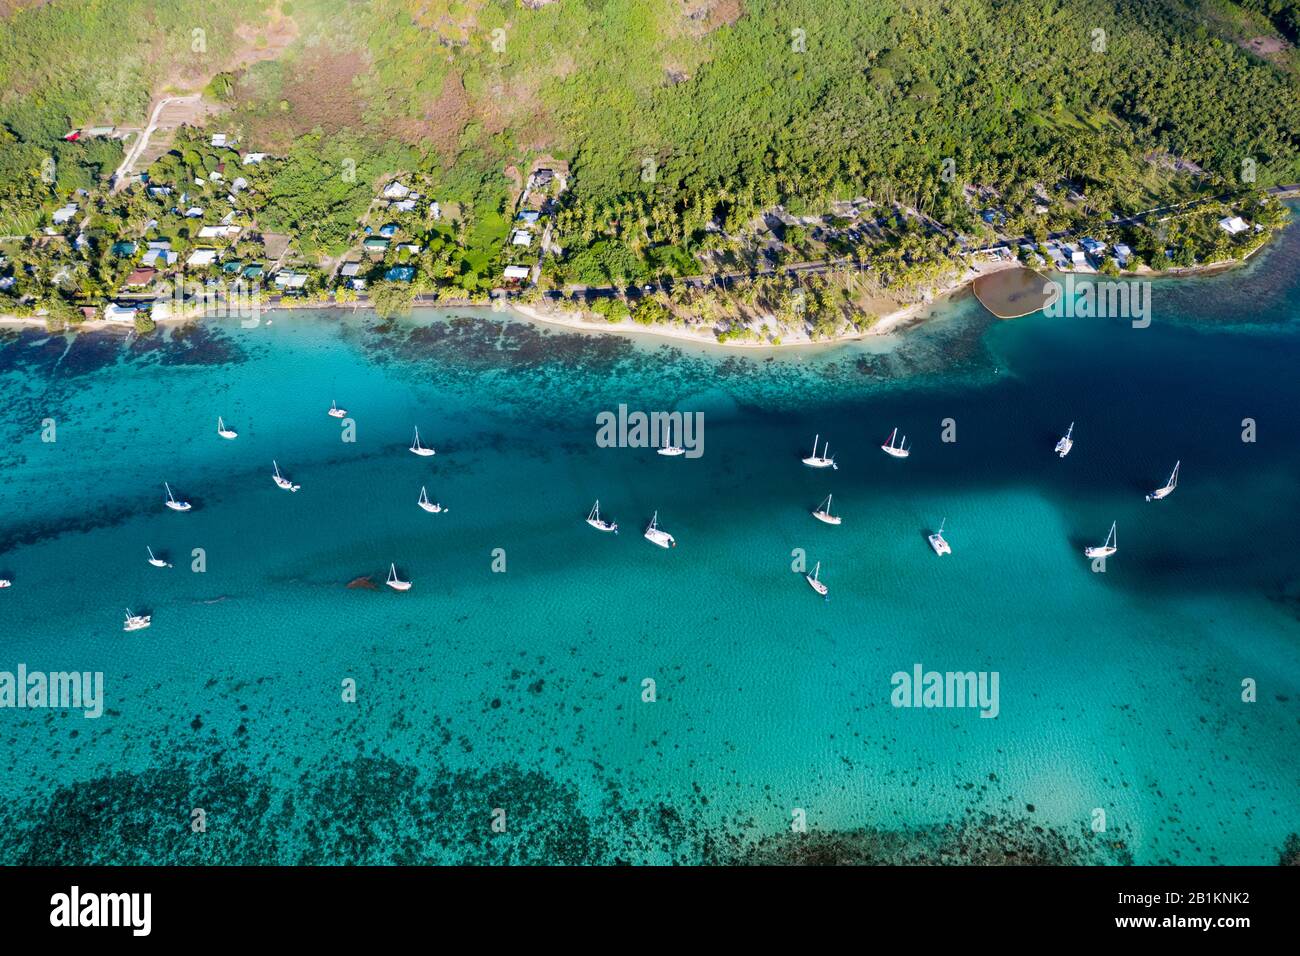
[1,0,1297,333]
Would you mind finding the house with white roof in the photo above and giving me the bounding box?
[503,265,530,280]
[52,203,78,225]
[1218,216,1249,235]
[103,303,138,323]
[186,249,219,268]
[242,153,267,165]
[511,230,533,247]
[382,181,412,200]
[274,272,309,290]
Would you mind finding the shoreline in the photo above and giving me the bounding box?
[0,244,1265,345]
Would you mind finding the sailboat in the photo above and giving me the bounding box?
[586,500,618,533]
[1146,461,1179,502]
[880,427,910,459]
[928,517,952,555]
[328,400,347,419]
[217,416,238,440]
[811,494,842,526]
[0,579,11,588]
[644,511,676,548]
[123,608,152,632]
[805,560,829,596]
[386,563,412,591]
[1084,521,1118,559]
[409,427,435,457]
[163,482,192,512]
[802,434,837,469]
[146,546,171,568]
[1055,422,1074,458]
[657,426,685,456]
[417,486,445,513]
[272,460,300,492]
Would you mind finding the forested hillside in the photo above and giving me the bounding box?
[1,0,1297,319]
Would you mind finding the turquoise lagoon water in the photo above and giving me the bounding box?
[1,238,1298,864]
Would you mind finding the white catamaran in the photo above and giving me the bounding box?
[0,579,11,588]
[811,494,842,526]
[272,460,301,492]
[928,517,952,555]
[1055,422,1074,458]
[417,486,446,513]
[328,400,347,419]
[123,609,152,632]
[163,482,192,512]
[880,427,910,459]
[644,511,676,548]
[586,500,618,533]
[217,416,238,440]
[1146,461,1179,502]
[409,427,435,457]
[1084,521,1118,559]
[802,434,837,469]
[386,563,412,591]
[805,560,829,596]
[146,546,171,568]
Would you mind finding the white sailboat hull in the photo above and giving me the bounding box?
[328,408,347,418]
[586,518,617,532]
[1084,546,1117,559]
[148,559,168,568]
[880,445,909,458]
[218,429,238,440]
[1055,438,1073,457]
[928,533,951,556]
[165,501,191,512]
[0,580,11,588]
[806,575,828,595]
[409,447,435,457]
[273,477,300,492]
[657,447,686,456]
[418,501,444,513]
[644,529,676,548]
[1146,486,1174,501]
[124,617,151,631]
[802,457,836,468]
[386,580,412,591]
[812,511,842,526]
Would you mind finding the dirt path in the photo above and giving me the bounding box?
[112,94,204,190]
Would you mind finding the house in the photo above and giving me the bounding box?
[389,199,418,213]
[532,168,554,187]
[242,152,267,165]
[517,210,540,224]
[184,207,204,218]
[186,249,219,267]
[231,176,249,193]
[503,265,530,280]
[242,264,264,279]
[1218,216,1249,235]
[85,126,115,137]
[382,181,412,200]
[52,204,78,225]
[198,225,242,239]
[222,260,244,275]
[378,223,399,238]
[148,186,173,199]
[142,248,178,267]
[274,272,309,290]
[384,266,416,282]
[429,202,441,221]
[1113,243,1132,267]
[211,133,228,147]
[363,238,390,253]
[1080,237,1107,256]
[125,267,156,287]
[103,303,137,323]
[511,230,532,247]
[340,262,362,277]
